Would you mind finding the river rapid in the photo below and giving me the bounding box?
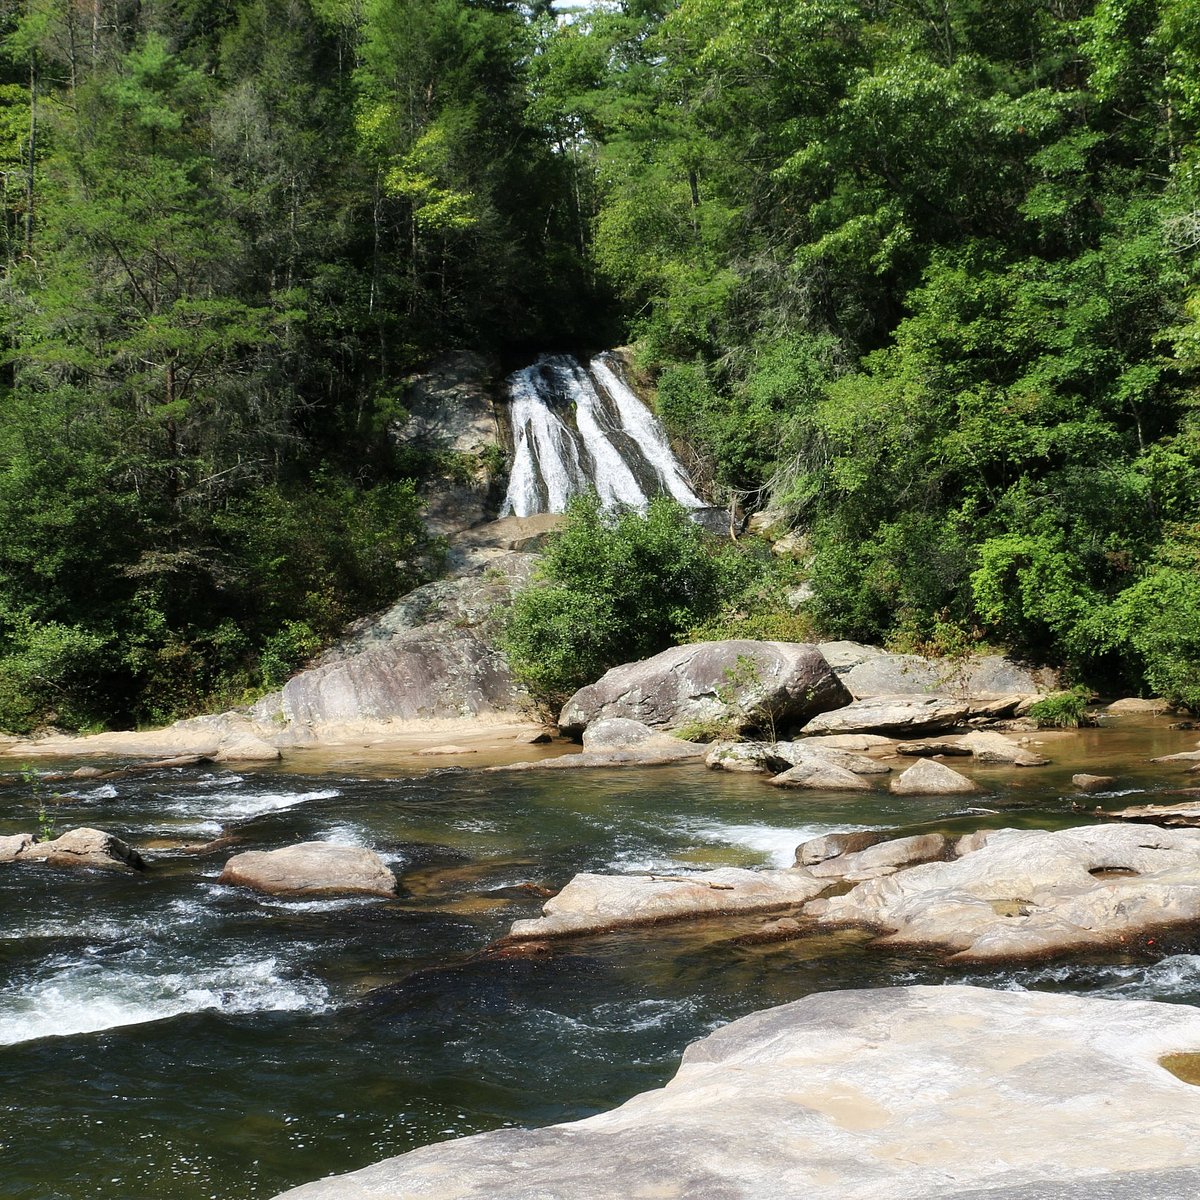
[3,718,1200,1199]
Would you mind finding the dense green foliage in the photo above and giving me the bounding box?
[503,495,766,707]
[4,0,1200,727]
[535,0,1200,706]
[0,0,602,731]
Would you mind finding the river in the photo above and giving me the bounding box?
[2,718,1199,1198]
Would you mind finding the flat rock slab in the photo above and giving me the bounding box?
[559,640,849,738]
[269,985,1200,1200]
[506,867,826,940]
[220,842,397,896]
[809,823,1200,960]
[959,730,1048,766]
[802,695,971,736]
[1110,801,1200,826]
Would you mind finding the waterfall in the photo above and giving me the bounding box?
[500,353,706,518]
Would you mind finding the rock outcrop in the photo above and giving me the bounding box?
[219,842,397,897]
[506,867,827,940]
[269,985,1200,1200]
[559,640,850,738]
[809,823,1200,960]
[839,652,1055,701]
[13,828,146,872]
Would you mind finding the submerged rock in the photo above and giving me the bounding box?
[808,823,1200,960]
[220,842,397,897]
[17,828,146,872]
[558,640,849,739]
[269,985,1200,1200]
[505,867,826,940]
[889,758,980,795]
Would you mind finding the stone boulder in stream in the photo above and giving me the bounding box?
[558,640,849,739]
[808,823,1200,960]
[505,867,826,940]
[269,985,1200,1200]
[220,843,397,897]
[13,828,146,872]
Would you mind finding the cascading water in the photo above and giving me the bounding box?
[500,353,706,518]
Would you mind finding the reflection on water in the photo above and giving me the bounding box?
[0,715,1198,1199]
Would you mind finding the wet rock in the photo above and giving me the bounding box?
[895,738,970,757]
[414,744,477,756]
[558,641,850,739]
[220,842,397,897]
[18,827,146,872]
[0,833,33,862]
[268,985,1200,1200]
[809,823,1200,960]
[1073,773,1117,792]
[889,758,980,795]
[794,830,888,866]
[766,760,872,791]
[801,695,971,737]
[1153,749,1200,763]
[705,742,792,774]
[959,730,1049,766]
[505,867,827,940]
[808,833,948,881]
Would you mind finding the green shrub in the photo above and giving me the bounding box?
[502,494,752,709]
[1027,687,1092,728]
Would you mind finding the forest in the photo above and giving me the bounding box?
[1,0,1198,732]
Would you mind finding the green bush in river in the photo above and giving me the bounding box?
[502,495,769,710]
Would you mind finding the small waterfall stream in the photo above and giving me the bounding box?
[500,353,706,517]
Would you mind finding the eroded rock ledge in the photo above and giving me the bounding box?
[270,985,1200,1200]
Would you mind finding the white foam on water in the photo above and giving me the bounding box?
[0,954,329,1046]
[684,821,882,869]
[160,788,340,823]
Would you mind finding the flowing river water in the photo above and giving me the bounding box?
[3,718,1200,1199]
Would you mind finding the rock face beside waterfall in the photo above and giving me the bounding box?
[558,640,851,738]
[270,985,1200,1200]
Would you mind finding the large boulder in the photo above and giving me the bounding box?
[18,828,145,872]
[269,985,1200,1200]
[270,551,538,730]
[506,867,826,940]
[559,641,849,739]
[808,823,1200,960]
[220,842,397,897]
[801,695,971,737]
[841,652,1056,700]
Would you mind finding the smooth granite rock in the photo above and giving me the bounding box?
[809,823,1200,960]
[559,641,850,738]
[767,760,873,791]
[269,985,1200,1200]
[841,653,1054,701]
[958,730,1049,766]
[794,830,887,866]
[801,695,971,737]
[220,842,397,897]
[1074,773,1118,792]
[705,741,793,774]
[889,758,980,795]
[807,832,949,881]
[505,867,826,940]
[0,832,33,862]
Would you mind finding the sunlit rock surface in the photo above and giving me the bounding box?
[810,824,1200,960]
[270,985,1200,1200]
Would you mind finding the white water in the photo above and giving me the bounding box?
[0,952,329,1046]
[501,353,706,517]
